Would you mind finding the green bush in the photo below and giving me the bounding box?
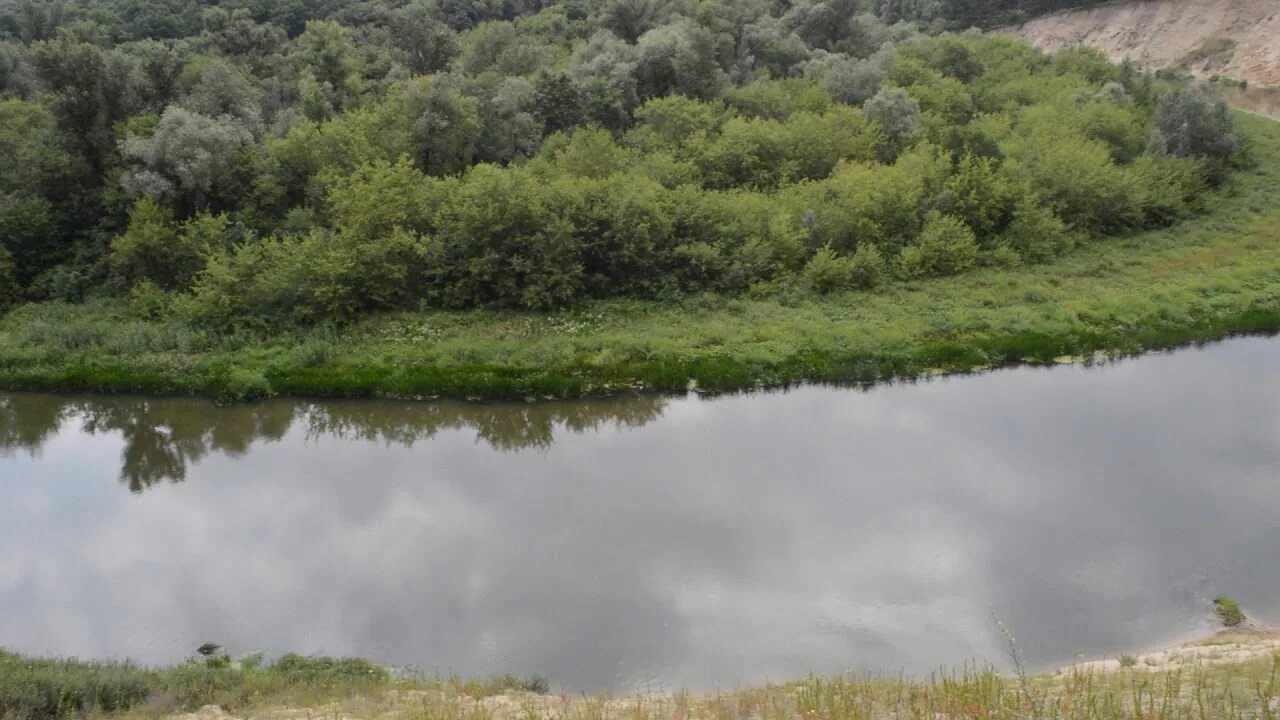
[0,26,1241,326]
[1214,596,1245,627]
[1000,198,1074,263]
[269,654,388,683]
[897,212,979,279]
[847,243,887,289]
[128,279,175,320]
[109,199,209,291]
[802,244,856,294]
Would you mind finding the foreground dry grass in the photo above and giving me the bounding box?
[142,632,1280,720]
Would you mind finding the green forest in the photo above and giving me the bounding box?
[0,0,1270,400]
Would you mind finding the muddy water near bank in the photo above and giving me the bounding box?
[2,337,1279,691]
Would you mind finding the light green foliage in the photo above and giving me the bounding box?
[127,279,176,319]
[696,107,876,189]
[1005,116,1138,234]
[722,78,832,121]
[540,126,635,178]
[292,21,363,114]
[999,196,1074,263]
[937,154,1016,241]
[802,244,856,294]
[1150,87,1242,179]
[421,165,582,309]
[1214,596,1245,627]
[4,109,1280,400]
[897,212,978,278]
[179,57,264,129]
[1052,45,1117,85]
[0,648,390,720]
[110,198,211,290]
[326,158,432,238]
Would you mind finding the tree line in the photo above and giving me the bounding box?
[0,0,1244,327]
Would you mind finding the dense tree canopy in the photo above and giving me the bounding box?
[0,0,1246,328]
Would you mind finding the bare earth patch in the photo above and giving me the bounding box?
[1006,0,1280,87]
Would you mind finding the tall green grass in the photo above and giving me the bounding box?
[3,645,1279,720]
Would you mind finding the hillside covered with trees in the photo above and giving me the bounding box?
[0,0,1265,402]
[0,0,1244,324]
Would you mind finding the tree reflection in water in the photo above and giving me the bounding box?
[0,393,667,492]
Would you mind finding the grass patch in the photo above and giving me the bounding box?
[4,646,1280,720]
[0,651,392,720]
[2,115,1279,403]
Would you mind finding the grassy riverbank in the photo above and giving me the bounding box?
[3,631,1279,720]
[2,114,1278,403]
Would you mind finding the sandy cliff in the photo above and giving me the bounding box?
[1007,0,1280,88]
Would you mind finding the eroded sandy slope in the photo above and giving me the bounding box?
[1007,0,1280,87]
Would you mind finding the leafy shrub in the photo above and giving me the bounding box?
[848,243,887,289]
[109,199,210,290]
[128,279,174,320]
[1000,198,1074,263]
[897,212,978,279]
[1214,596,1245,627]
[269,654,388,683]
[802,244,856,294]
[458,673,550,698]
[189,228,420,329]
[1149,88,1242,182]
[217,368,272,402]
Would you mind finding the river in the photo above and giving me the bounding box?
[2,336,1278,691]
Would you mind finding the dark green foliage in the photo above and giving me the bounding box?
[896,212,978,278]
[109,198,216,289]
[802,245,857,293]
[0,238,21,309]
[1150,87,1243,182]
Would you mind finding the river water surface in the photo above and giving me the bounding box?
[2,337,1279,691]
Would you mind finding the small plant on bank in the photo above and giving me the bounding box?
[1119,655,1138,668]
[1214,596,1246,627]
